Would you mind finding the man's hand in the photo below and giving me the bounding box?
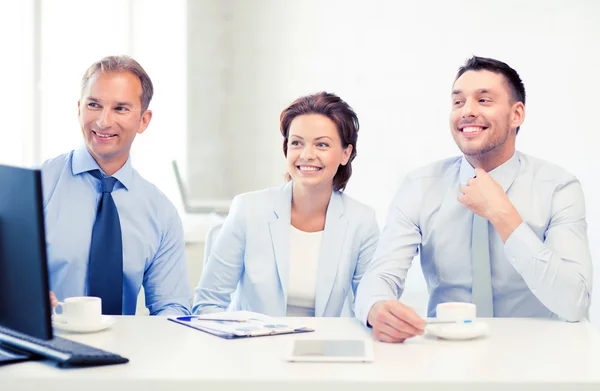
[49,292,59,307]
[458,167,523,242]
[367,300,425,343]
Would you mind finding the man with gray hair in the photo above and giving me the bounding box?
[43,55,190,316]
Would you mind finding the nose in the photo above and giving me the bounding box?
[300,145,316,161]
[461,98,478,119]
[96,108,114,129]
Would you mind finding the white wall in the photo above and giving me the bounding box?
[186,0,232,199]
[187,0,600,323]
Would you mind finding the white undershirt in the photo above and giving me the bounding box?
[286,226,323,317]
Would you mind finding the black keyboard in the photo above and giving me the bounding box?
[0,325,128,367]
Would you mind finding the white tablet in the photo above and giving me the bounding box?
[286,339,374,363]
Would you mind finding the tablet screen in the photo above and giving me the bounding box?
[292,339,366,357]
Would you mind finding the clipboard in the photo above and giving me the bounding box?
[168,312,314,339]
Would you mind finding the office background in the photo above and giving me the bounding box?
[1,0,598,327]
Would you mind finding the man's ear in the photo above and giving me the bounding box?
[511,102,525,130]
[137,110,153,135]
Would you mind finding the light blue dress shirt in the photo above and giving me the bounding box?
[355,151,592,323]
[42,146,191,316]
[192,181,380,317]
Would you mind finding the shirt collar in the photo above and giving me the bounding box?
[71,145,134,190]
[459,151,521,192]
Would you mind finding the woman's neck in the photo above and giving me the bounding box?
[290,182,333,232]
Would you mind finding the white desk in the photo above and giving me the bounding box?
[2,317,600,391]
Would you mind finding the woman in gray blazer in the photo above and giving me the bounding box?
[193,92,379,317]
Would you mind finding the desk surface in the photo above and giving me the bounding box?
[2,317,600,391]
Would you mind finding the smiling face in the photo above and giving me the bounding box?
[450,70,524,163]
[78,71,152,174]
[286,114,352,191]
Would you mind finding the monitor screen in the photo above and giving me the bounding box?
[0,164,52,340]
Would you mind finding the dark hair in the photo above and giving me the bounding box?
[456,56,526,133]
[280,92,358,192]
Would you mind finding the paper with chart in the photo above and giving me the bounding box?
[168,311,313,338]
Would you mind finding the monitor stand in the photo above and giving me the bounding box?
[0,343,38,366]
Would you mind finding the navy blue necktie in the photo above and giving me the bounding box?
[87,169,123,315]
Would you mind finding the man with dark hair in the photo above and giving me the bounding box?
[44,55,191,316]
[355,56,592,343]
[456,56,526,133]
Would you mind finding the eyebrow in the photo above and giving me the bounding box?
[86,97,133,107]
[452,88,494,95]
[289,135,334,141]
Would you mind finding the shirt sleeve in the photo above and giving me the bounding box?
[143,208,191,316]
[503,179,592,322]
[191,196,246,314]
[354,177,423,325]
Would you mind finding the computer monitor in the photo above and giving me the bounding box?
[172,160,231,215]
[0,164,128,366]
[0,164,52,340]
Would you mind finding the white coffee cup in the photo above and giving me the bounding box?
[436,302,476,321]
[53,296,102,325]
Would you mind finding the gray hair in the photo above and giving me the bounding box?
[81,55,154,112]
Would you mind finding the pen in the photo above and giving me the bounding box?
[176,316,248,323]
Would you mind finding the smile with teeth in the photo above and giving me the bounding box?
[297,165,322,172]
[93,130,117,138]
[461,126,487,133]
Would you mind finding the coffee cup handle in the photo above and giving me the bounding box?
[52,302,65,317]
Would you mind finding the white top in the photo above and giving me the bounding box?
[2,317,600,391]
[286,225,323,317]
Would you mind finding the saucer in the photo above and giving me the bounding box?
[426,321,489,340]
[52,315,116,333]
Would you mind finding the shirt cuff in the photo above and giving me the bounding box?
[154,304,191,317]
[191,305,227,315]
[503,222,546,272]
[356,295,396,327]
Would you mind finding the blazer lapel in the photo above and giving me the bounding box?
[268,182,293,304]
[314,191,347,317]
